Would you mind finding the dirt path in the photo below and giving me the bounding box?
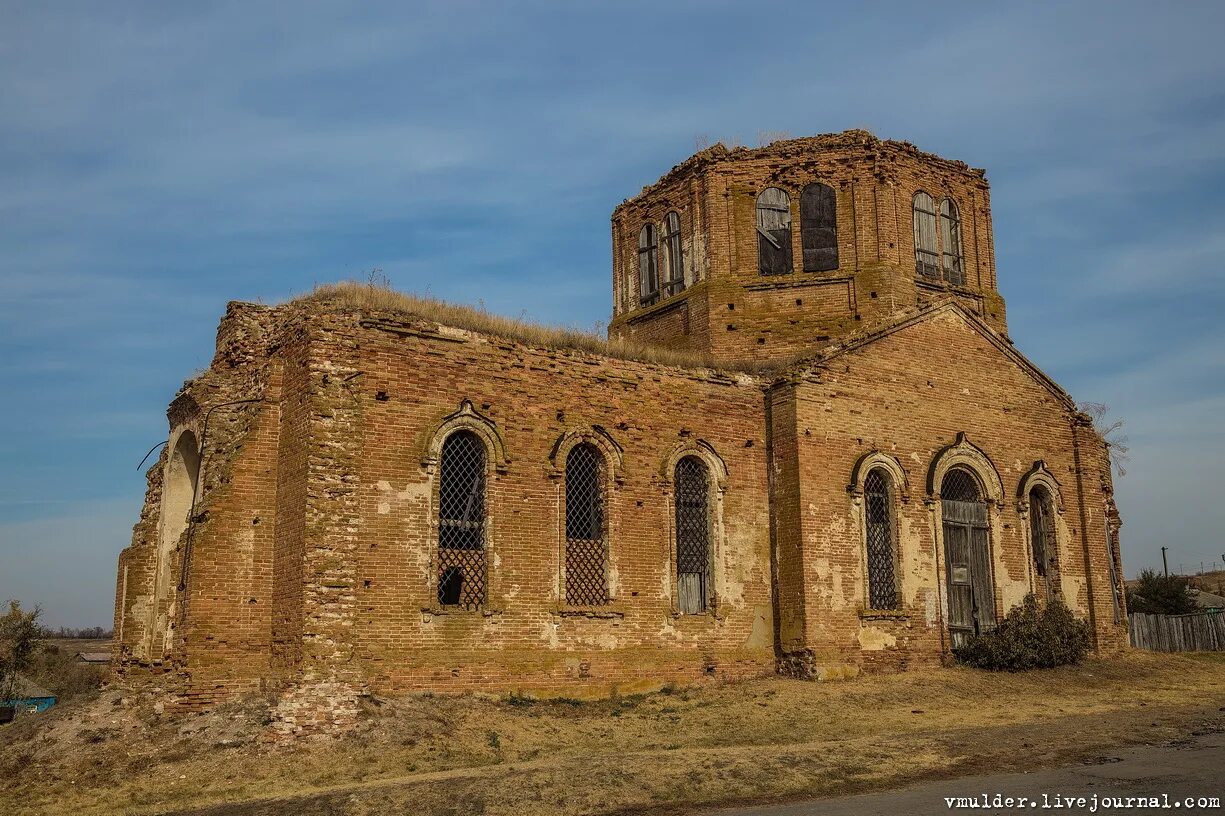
[702,731,1225,816]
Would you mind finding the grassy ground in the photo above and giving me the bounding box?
[1,651,1223,816]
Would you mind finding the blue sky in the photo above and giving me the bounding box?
[2,2,1223,627]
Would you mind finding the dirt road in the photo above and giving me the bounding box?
[704,731,1224,816]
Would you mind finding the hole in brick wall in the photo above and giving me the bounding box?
[481,402,491,410]
[854,314,861,320]
[816,335,830,342]
[870,291,878,299]
[889,242,895,248]
[636,500,643,507]
[744,440,754,447]
[363,579,372,589]
[556,410,565,422]
[616,421,629,431]
[679,429,690,437]
[439,567,463,606]
[251,516,260,526]
[375,390,389,401]
[795,298,803,306]
[757,337,765,344]
[704,662,717,674]
[726,324,736,331]
[727,303,735,310]
[248,598,257,604]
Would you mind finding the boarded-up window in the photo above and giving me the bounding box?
[565,443,608,606]
[913,192,940,279]
[638,224,659,306]
[662,211,685,297]
[940,198,965,285]
[864,469,898,610]
[941,467,995,648]
[1029,486,1056,581]
[437,430,487,609]
[801,183,838,272]
[675,456,711,614]
[756,187,792,276]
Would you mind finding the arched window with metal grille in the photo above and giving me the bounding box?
[565,443,608,606]
[674,456,712,614]
[800,182,838,272]
[940,198,964,285]
[864,468,898,610]
[940,466,995,646]
[436,430,487,609]
[662,211,685,297]
[913,191,940,279]
[756,187,792,275]
[638,224,659,306]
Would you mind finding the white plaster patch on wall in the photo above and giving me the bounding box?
[924,588,940,626]
[857,625,897,651]
[539,619,561,648]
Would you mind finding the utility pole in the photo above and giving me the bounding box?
[1161,546,1169,576]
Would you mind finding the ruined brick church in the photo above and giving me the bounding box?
[113,130,1128,729]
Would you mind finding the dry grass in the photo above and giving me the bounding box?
[2,652,1223,815]
[296,280,733,372]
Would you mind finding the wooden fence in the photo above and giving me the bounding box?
[1129,611,1225,652]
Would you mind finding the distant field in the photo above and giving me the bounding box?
[1,651,1223,816]
[44,638,111,657]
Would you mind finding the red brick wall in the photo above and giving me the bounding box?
[773,306,1126,677]
[333,310,775,696]
[610,132,1007,365]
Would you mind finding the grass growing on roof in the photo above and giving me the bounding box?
[298,279,729,371]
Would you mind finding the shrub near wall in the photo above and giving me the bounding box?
[955,594,1091,671]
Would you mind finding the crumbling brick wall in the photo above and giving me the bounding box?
[610,131,1006,365]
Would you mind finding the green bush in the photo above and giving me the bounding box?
[954,594,1091,671]
[1126,569,1197,615]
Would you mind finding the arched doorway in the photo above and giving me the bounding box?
[941,467,995,648]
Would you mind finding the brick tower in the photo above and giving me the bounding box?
[608,129,1007,364]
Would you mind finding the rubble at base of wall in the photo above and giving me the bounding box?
[777,650,856,681]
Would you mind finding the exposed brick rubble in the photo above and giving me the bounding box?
[113,131,1128,735]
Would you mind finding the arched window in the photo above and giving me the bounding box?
[638,224,659,306]
[800,182,838,272]
[1029,486,1056,580]
[159,431,201,578]
[864,468,898,610]
[662,211,684,296]
[940,467,995,646]
[437,430,487,609]
[152,430,200,654]
[565,443,608,606]
[675,456,712,614]
[913,191,940,279]
[756,187,792,275]
[940,198,964,285]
